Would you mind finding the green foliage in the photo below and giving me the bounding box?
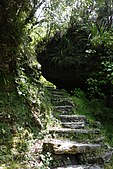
[16,68,41,105]
[16,62,53,127]
[102,61,113,83]
[86,77,106,98]
[0,59,53,168]
[91,28,113,49]
[0,91,36,168]
[36,0,113,101]
[72,88,86,99]
[40,76,55,87]
[39,152,52,169]
[0,0,46,91]
[72,91,113,147]
[0,77,54,168]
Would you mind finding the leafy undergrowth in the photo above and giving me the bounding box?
[0,84,53,169]
[0,91,39,168]
[72,94,113,146]
[71,89,113,168]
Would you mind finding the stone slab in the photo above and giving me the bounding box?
[55,106,73,109]
[60,115,86,122]
[85,151,113,164]
[62,122,85,129]
[43,139,100,155]
[55,165,104,169]
[48,127,96,134]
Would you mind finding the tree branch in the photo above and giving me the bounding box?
[24,0,46,25]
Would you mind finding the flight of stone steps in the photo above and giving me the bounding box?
[42,87,113,169]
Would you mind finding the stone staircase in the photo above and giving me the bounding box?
[42,87,113,169]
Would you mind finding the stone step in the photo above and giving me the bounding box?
[54,106,74,114]
[55,105,73,109]
[43,139,100,155]
[54,105,74,111]
[52,94,67,98]
[51,93,68,99]
[47,88,66,96]
[48,127,100,135]
[60,111,74,115]
[61,122,85,129]
[60,115,86,122]
[52,98,66,102]
[54,164,104,169]
[51,91,66,95]
[55,110,74,115]
[49,89,67,94]
[48,127,101,142]
[81,151,113,164]
[52,97,70,101]
[47,87,64,93]
[48,136,104,145]
[53,99,74,107]
[51,136,104,145]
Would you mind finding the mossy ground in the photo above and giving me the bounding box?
[0,91,40,168]
[0,84,53,169]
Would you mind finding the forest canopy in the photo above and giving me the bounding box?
[36,0,113,105]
